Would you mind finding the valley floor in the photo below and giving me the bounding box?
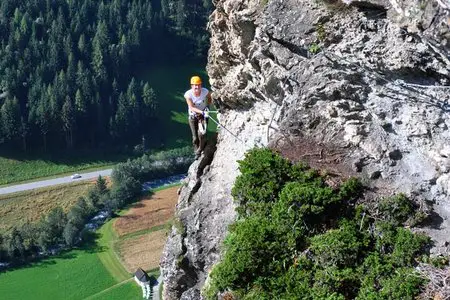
[0,186,179,300]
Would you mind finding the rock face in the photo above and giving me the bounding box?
[161,0,450,299]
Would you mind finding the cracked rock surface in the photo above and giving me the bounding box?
[161,0,450,299]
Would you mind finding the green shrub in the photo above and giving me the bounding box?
[390,228,430,267]
[288,162,320,184]
[379,267,424,299]
[205,148,430,300]
[357,253,395,298]
[420,255,449,268]
[272,181,336,236]
[209,216,284,294]
[312,267,356,299]
[316,23,327,42]
[309,43,321,54]
[310,220,370,268]
[357,251,425,299]
[337,177,363,201]
[378,193,414,225]
[357,260,423,300]
[373,222,429,266]
[272,262,314,298]
[232,148,291,217]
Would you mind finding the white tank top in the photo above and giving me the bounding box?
[185,88,209,116]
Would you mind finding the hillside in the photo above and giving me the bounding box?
[161,0,450,299]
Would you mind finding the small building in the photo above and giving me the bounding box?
[134,268,151,299]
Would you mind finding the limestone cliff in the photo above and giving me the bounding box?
[161,1,450,299]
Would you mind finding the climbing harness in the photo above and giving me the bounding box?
[198,118,207,135]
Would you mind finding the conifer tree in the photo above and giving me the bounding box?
[0,97,20,141]
[62,96,75,148]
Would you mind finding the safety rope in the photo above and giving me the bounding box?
[202,109,265,147]
[207,114,247,145]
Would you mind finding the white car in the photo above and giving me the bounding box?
[71,174,82,179]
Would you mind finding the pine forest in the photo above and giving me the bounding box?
[0,0,212,152]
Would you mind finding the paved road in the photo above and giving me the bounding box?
[0,169,113,195]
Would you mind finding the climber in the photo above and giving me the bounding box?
[184,75,212,158]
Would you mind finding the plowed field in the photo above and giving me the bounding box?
[112,186,179,272]
[117,230,168,272]
[113,186,178,237]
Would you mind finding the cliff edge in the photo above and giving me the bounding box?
[161,1,450,299]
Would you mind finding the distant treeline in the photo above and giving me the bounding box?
[0,0,212,151]
[0,146,193,265]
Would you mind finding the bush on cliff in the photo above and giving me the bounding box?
[204,148,430,299]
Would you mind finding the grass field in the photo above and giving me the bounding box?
[87,280,140,300]
[0,248,117,300]
[88,268,160,300]
[96,220,130,282]
[0,180,94,234]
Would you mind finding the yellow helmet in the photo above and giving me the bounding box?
[190,76,202,85]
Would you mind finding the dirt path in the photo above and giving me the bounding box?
[84,278,133,300]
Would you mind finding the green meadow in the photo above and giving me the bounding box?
[0,221,148,300]
[87,281,141,300]
[0,249,117,300]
